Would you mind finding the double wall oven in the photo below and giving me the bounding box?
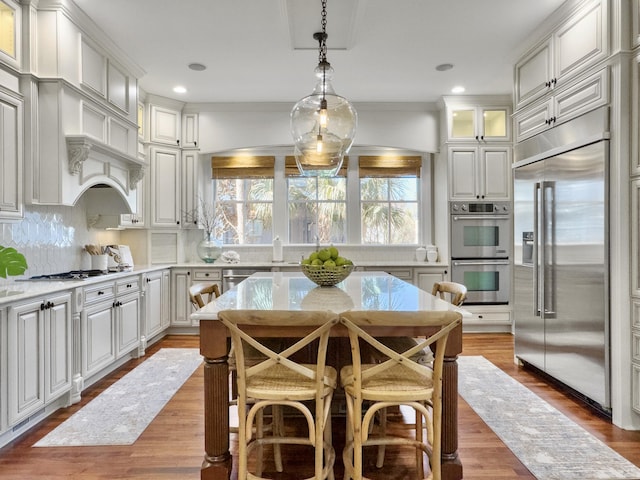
[450,201,511,304]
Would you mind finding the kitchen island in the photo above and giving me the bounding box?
[193,271,468,480]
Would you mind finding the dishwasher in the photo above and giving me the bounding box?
[222,268,270,291]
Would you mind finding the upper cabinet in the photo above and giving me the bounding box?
[514,0,608,111]
[0,88,23,220]
[18,1,145,209]
[446,104,511,143]
[441,96,513,201]
[150,104,182,146]
[0,0,21,71]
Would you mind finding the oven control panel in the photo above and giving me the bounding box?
[450,201,510,214]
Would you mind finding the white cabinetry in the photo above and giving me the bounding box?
[7,292,72,425]
[514,0,608,110]
[414,267,448,295]
[150,104,181,146]
[171,268,222,328]
[171,268,192,327]
[81,277,140,381]
[150,145,181,228]
[446,104,511,143]
[182,113,199,148]
[448,145,511,201]
[0,88,22,220]
[442,97,512,202]
[514,67,609,142]
[143,269,170,344]
[462,305,512,333]
[114,278,141,358]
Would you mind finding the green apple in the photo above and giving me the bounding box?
[317,248,331,262]
[323,259,336,268]
[311,258,323,266]
[329,245,339,259]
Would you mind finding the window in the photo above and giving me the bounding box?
[359,156,420,244]
[212,156,274,245]
[210,152,428,245]
[286,156,347,244]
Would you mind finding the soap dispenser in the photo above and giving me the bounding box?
[272,236,283,262]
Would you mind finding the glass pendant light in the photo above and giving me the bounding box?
[290,0,357,177]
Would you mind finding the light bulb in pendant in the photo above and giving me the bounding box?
[316,134,323,153]
[319,99,328,128]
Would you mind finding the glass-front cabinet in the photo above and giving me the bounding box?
[449,106,510,142]
[0,0,20,69]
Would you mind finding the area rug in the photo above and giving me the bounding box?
[34,348,202,447]
[458,355,640,480]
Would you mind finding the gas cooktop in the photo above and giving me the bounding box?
[19,269,112,281]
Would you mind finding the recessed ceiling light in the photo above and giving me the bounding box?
[173,86,187,94]
[188,63,207,71]
[435,63,454,72]
[451,86,465,94]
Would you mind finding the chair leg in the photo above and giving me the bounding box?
[376,407,387,468]
[416,408,425,479]
[272,405,284,472]
[255,408,265,477]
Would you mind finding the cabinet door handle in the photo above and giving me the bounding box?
[40,302,46,311]
[98,291,104,295]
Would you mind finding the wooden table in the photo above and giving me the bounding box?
[192,271,468,480]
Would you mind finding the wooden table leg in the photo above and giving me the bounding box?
[200,321,232,480]
[441,325,463,480]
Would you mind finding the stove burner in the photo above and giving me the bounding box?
[23,269,110,281]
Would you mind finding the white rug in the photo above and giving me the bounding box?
[458,355,640,480]
[34,348,202,447]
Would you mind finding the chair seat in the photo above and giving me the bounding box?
[247,364,338,401]
[340,364,434,400]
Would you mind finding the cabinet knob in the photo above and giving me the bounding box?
[176,139,180,145]
[98,291,104,295]
[40,302,46,311]
[205,273,209,277]
[177,221,180,225]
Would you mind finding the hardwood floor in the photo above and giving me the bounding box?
[1,333,639,479]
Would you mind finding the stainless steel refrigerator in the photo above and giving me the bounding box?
[513,107,610,411]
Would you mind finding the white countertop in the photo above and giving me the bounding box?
[192,271,470,320]
[0,265,169,306]
[0,261,450,307]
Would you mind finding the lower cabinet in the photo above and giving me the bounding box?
[144,269,170,340]
[171,268,192,327]
[171,267,222,327]
[414,267,448,294]
[7,292,72,426]
[462,305,512,332]
[81,277,141,380]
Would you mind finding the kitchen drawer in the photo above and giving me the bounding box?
[83,282,116,305]
[116,276,141,295]
[193,269,222,281]
[468,311,511,324]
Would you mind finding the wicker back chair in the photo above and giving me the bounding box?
[188,282,221,309]
[218,309,339,480]
[339,310,462,480]
[431,281,467,306]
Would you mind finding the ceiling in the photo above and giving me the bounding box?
[73,0,567,105]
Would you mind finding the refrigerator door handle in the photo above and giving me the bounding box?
[542,180,557,318]
[534,181,541,317]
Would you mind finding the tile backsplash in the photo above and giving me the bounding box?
[0,197,120,285]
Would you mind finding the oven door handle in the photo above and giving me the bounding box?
[451,215,510,221]
[452,260,510,266]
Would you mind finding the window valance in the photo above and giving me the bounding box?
[284,156,349,177]
[211,156,275,178]
[358,155,422,178]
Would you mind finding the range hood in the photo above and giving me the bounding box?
[84,184,132,230]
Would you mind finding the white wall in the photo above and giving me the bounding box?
[190,102,440,153]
